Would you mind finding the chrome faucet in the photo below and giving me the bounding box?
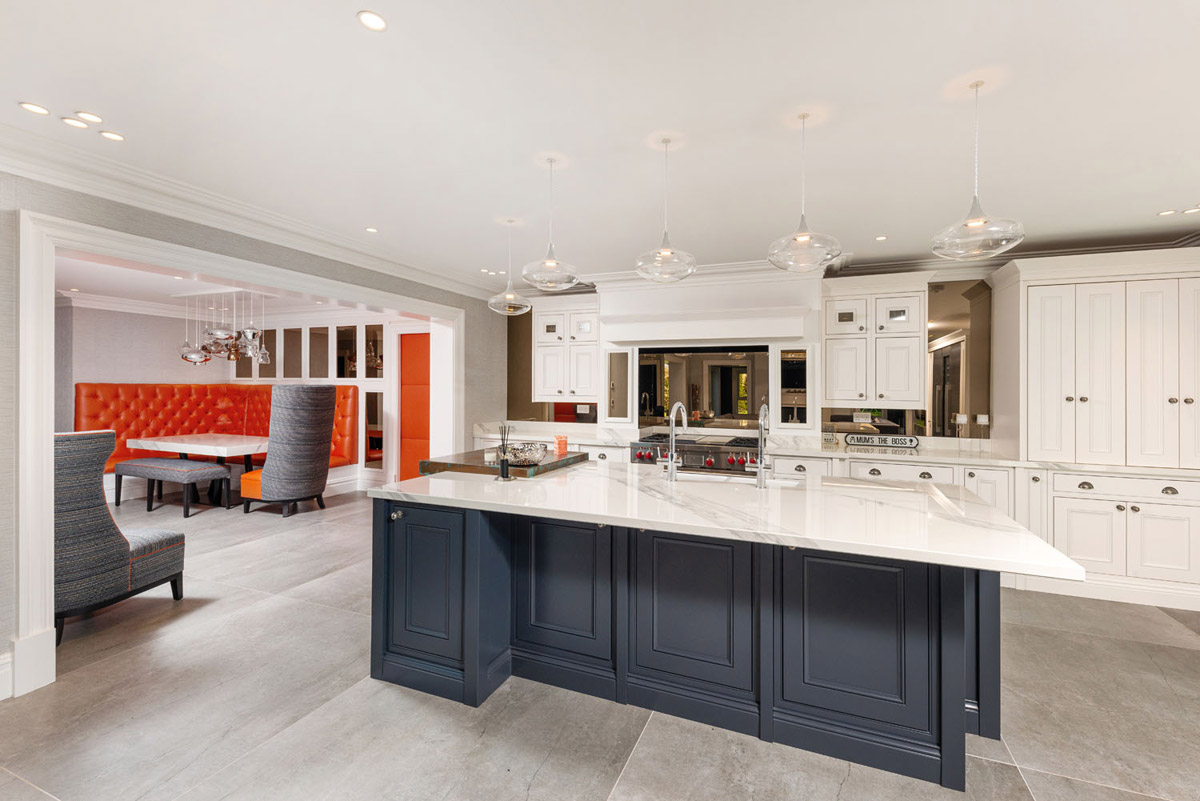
[667,401,688,482]
[756,403,770,489]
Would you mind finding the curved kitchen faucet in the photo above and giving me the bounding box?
[757,403,770,489]
[667,401,688,482]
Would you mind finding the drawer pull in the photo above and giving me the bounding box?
[1078,481,1094,490]
[1117,504,1126,511]
[1131,505,1141,513]
[1187,398,1196,404]
[1079,396,1089,403]
[1065,396,1075,402]
[1170,397,1179,404]
[794,464,806,472]
[1163,486,1179,495]
[390,510,404,521]
[919,471,933,480]
[968,471,976,478]
[1032,476,1041,483]
[869,468,882,476]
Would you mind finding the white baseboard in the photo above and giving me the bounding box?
[1002,572,1200,612]
[0,652,12,700]
[12,628,56,696]
[104,466,374,503]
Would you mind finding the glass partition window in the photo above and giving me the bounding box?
[606,351,630,420]
[235,348,254,378]
[365,324,384,378]
[779,349,808,424]
[336,325,357,378]
[283,328,303,378]
[259,330,277,378]
[365,391,383,469]
[309,327,329,378]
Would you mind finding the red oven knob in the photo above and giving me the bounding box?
[737,456,746,466]
[635,451,644,460]
[705,457,714,467]
[749,456,756,464]
[727,456,736,465]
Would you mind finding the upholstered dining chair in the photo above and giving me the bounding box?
[241,385,337,517]
[54,431,185,645]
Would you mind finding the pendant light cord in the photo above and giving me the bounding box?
[662,139,670,235]
[800,115,807,218]
[505,222,515,290]
[547,158,555,245]
[972,81,982,197]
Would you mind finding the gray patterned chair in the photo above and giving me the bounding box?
[55,431,185,645]
[241,385,337,517]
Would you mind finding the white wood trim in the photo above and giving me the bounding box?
[0,654,12,699]
[1004,571,1200,612]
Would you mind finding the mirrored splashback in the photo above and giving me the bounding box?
[638,346,770,428]
[926,279,991,438]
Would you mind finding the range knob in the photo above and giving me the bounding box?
[749,456,756,464]
[635,451,644,460]
[705,457,715,467]
[727,456,736,465]
[737,456,747,466]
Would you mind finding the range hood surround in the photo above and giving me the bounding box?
[591,262,819,345]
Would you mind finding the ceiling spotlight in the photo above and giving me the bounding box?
[19,102,49,115]
[76,111,102,123]
[172,276,183,280]
[315,301,325,304]
[480,268,488,273]
[61,117,88,129]
[357,10,387,31]
[1158,210,1177,216]
[874,235,888,241]
[99,131,125,141]
[1184,208,1200,215]
[365,226,378,233]
[69,288,79,292]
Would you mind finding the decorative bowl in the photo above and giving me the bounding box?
[505,442,548,466]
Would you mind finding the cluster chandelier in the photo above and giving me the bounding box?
[178,292,270,366]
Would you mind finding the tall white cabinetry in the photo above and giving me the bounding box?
[531,300,601,403]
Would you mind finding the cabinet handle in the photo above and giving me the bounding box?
[557,336,563,341]
[878,393,885,399]
[968,471,976,478]
[858,392,865,398]
[1170,397,1180,404]
[1079,396,1089,403]
[794,464,806,472]
[868,468,882,476]
[390,510,404,521]
[1117,504,1126,511]
[570,335,576,340]
[1163,486,1179,495]
[1187,398,1196,404]
[557,390,563,394]
[1078,481,1094,490]
[1131,505,1141,513]
[878,324,885,331]
[570,390,576,394]
[1065,396,1075,402]
[919,471,933,479]
[1032,476,1041,483]
[598,453,607,460]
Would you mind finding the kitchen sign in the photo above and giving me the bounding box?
[844,434,920,449]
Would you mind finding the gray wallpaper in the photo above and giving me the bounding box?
[0,170,507,679]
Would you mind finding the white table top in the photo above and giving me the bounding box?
[125,433,270,458]
[369,459,1085,581]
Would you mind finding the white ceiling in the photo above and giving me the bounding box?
[6,1,1200,292]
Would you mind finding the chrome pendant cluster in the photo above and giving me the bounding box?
[178,292,271,366]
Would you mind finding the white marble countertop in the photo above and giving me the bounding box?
[369,460,1084,581]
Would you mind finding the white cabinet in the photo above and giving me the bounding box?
[1180,278,1200,468]
[1127,502,1200,583]
[1015,469,1050,541]
[535,313,567,344]
[849,461,954,483]
[1027,285,1076,461]
[772,456,832,477]
[963,468,1012,516]
[1075,283,1126,465]
[824,298,868,335]
[568,312,599,343]
[1054,496,1126,576]
[532,306,601,403]
[567,345,600,400]
[873,294,923,334]
[1127,279,1180,468]
[824,338,868,402]
[534,347,568,399]
[874,336,923,404]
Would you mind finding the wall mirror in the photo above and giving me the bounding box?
[638,345,769,428]
[605,350,631,422]
[777,348,809,425]
[926,279,991,438]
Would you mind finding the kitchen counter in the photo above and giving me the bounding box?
[369,459,1082,580]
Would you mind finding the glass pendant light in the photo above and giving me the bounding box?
[522,158,580,291]
[768,113,842,274]
[635,138,697,283]
[931,81,1025,261]
[489,220,533,316]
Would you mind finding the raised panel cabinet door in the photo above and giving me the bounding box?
[1027,285,1076,462]
[963,468,1012,516]
[824,297,869,335]
[1179,278,1200,468]
[778,550,932,732]
[1127,503,1200,584]
[568,344,601,401]
[533,346,567,400]
[514,519,613,658]
[568,311,599,343]
[387,505,465,662]
[1075,282,1126,466]
[873,294,923,334]
[535,312,567,344]
[1127,279,1180,468]
[874,336,923,405]
[1053,497,1126,576]
[632,530,754,690]
[824,338,868,402]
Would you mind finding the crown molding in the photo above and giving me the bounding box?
[587,259,823,290]
[59,290,413,327]
[0,124,493,300]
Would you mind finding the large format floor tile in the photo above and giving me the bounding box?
[279,556,372,616]
[177,676,650,801]
[607,713,1033,801]
[1162,607,1200,638]
[1020,769,1175,801]
[1001,589,1200,649]
[0,770,56,801]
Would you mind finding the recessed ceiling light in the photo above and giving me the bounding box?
[19,102,49,115]
[315,301,325,304]
[480,268,488,273]
[62,117,88,129]
[76,111,102,123]
[172,275,183,280]
[874,236,888,241]
[499,271,507,275]
[488,271,496,275]
[357,10,387,31]
[99,131,125,141]
[1158,210,1177,216]
[69,288,79,292]
[1184,208,1200,215]
[364,227,378,233]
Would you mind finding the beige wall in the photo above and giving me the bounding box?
[0,169,507,679]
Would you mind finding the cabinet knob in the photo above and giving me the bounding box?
[598,453,607,460]
[1131,505,1141,513]
[1117,504,1126,511]
[919,471,933,480]
[968,471,976,478]
[858,392,865,398]
[557,390,563,394]
[1163,486,1179,495]
[878,393,884,399]
[869,468,882,476]
[1031,476,1041,483]
[794,464,806,472]
[570,335,576,340]
[859,325,865,331]
[390,509,404,521]
[1187,398,1196,404]
[570,390,576,394]
[1170,397,1180,404]
[1065,396,1075,402]
[1078,481,1094,490]
[878,324,885,331]
[1079,396,1089,403]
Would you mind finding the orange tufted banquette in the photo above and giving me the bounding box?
[74,383,358,473]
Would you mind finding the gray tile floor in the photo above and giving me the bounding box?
[2,491,1199,800]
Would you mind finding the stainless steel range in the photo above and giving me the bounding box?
[630,433,763,474]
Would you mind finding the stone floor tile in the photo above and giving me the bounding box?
[1001,589,1200,650]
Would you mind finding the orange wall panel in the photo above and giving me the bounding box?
[399,334,430,480]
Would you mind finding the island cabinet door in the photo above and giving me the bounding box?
[777,549,932,732]
[385,505,464,662]
[631,530,754,691]
[513,519,612,659]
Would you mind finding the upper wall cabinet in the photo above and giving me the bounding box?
[873,295,923,335]
[531,302,601,403]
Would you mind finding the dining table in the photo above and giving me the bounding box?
[124,433,269,505]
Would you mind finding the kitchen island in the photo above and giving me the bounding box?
[368,460,1082,791]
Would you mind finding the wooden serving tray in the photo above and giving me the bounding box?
[419,448,589,478]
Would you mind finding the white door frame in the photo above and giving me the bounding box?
[11,210,466,697]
